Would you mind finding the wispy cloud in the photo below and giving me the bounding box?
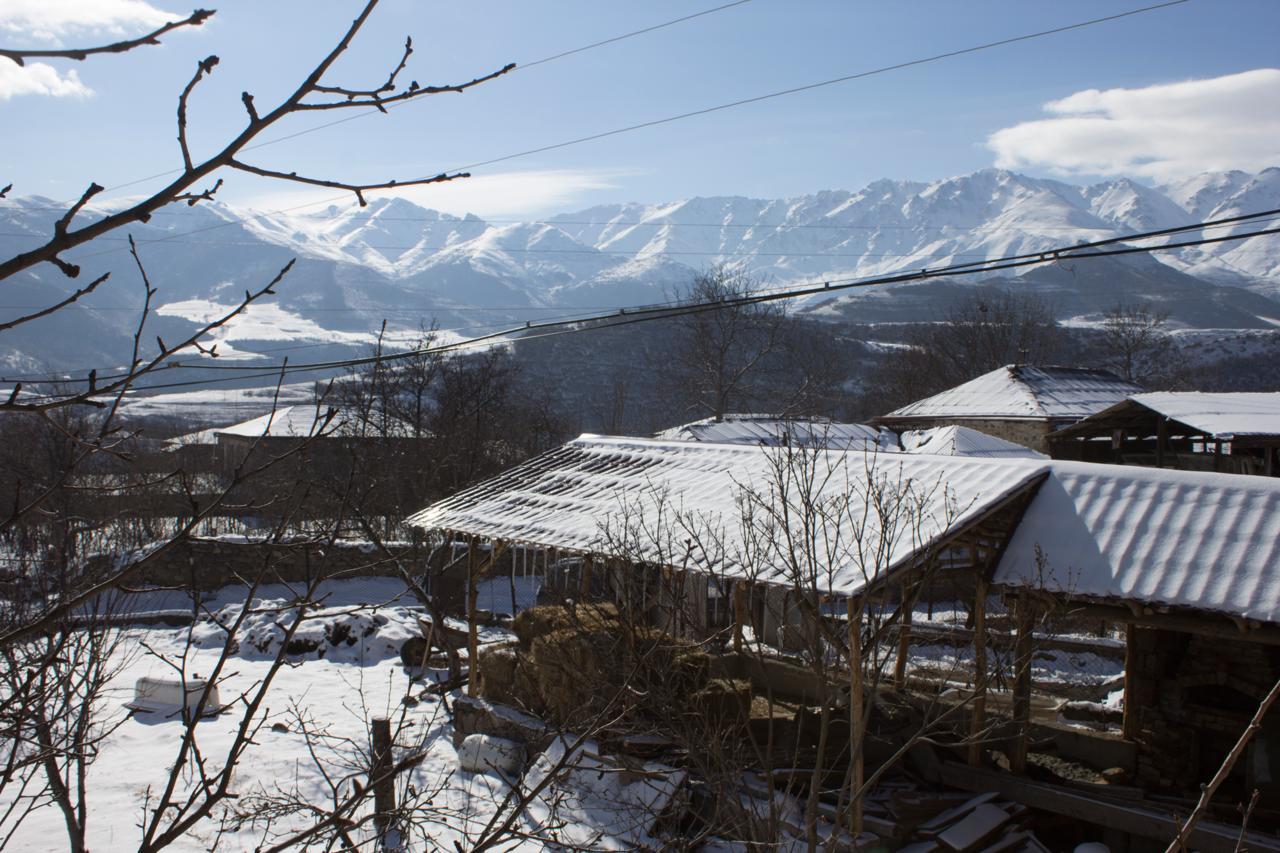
[987,69,1280,181]
[0,0,176,43]
[0,61,91,100]
[242,169,629,219]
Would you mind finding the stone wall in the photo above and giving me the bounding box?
[1127,627,1280,798]
[882,417,1052,453]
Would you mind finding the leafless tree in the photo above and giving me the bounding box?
[1095,299,1195,389]
[860,289,1066,416]
[0,2,519,848]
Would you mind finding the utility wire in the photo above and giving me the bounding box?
[48,0,1193,265]
[67,1,757,199]
[7,209,1275,394]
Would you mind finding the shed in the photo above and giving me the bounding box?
[993,463,1280,799]
[1047,391,1280,476]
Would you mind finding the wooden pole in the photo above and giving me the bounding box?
[1010,590,1034,774]
[466,537,479,697]
[893,583,912,688]
[580,554,593,601]
[1122,623,1139,741]
[968,576,988,767]
[371,716,394,845]
[1156,417,1168,468]
[848,595,864,836]
[733,581,747,652]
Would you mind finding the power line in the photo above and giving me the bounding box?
[31,0,1194,267]
[432,1,1193,176]
[8,209,1276,395]
[68,1,757,200]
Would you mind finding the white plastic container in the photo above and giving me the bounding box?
[125,676,223,717]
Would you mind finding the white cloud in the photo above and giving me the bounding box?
[0,61,92,100]
[987,69,1280,181]
[0,0,176,43]
[242,169,627,219]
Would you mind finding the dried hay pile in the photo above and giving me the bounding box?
[478,603,730,728]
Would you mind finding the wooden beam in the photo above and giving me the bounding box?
[1122,623,1140,741]
[580,554,593,600]
[894,583,912,688]
[1060,601,1280,646]
[733,580,747,652]
[937,764,1280,853]
[466,537,479,697]
[969,575,989,767]
[1010,590,1034,774]
[848,595,864,836]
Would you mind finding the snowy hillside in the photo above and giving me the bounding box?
[2,166,1280,371]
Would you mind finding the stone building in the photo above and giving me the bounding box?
[873,364,1143,453]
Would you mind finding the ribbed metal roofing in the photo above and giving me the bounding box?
[881,365,1143,422]
[1131,391,1280,439]
[900,425,1047,459]
[994,463,1280,624]
[653,414,887,450]
[408,435,1046,595]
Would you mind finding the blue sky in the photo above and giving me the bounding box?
[3,0,1280,218]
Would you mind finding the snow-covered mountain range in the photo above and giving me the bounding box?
[2,166,1279,372]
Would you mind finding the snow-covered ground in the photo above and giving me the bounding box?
[3,576,679,851]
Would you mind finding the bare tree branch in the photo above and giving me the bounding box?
[0,9,214,67]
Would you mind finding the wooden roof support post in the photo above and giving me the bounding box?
[1122,623,1139,741]
[466,536,480,697]
[847,595,865,836]
[1010,590,1035,774]
[733,580,747,652]
[1156,416,1168,468]
[968,575,989,767]
[580,553,593,601]
[893,582,912,688]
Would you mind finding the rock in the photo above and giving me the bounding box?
[458,733,525,775]
[452,694,553,752]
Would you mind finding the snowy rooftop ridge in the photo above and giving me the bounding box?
[995,462,1280,625]
[412,433,1280,625]
[653,413,889,450]
[169,405,417,445]
[900,425,1047,459]
[1129,391,1280,439]
[407,434,1046,595]
[878,365,1144,423]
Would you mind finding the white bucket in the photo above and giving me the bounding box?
[126,676,223,717]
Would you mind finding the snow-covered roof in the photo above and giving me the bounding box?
[169,405,415,446]
[408,435,1045,596]
[1129,392,1280,440]
[879,365,1143,423]
[653,414,889,450]
[994,463,1280,625]
[900,425,1047,459]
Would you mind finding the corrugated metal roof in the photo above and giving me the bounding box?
[881,365,1143,422]
[994,463,1280,624]
[900,425,1047,459]
[408,435,1046,595]
[167,406,416,444]
[1131,392,1280,439]
[653,414,888,450]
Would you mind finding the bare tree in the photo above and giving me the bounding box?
[0,3,519,848]
[860,289,1066,416]
[1095,300,1195,389]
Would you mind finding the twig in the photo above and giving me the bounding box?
[0,9,214,66]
